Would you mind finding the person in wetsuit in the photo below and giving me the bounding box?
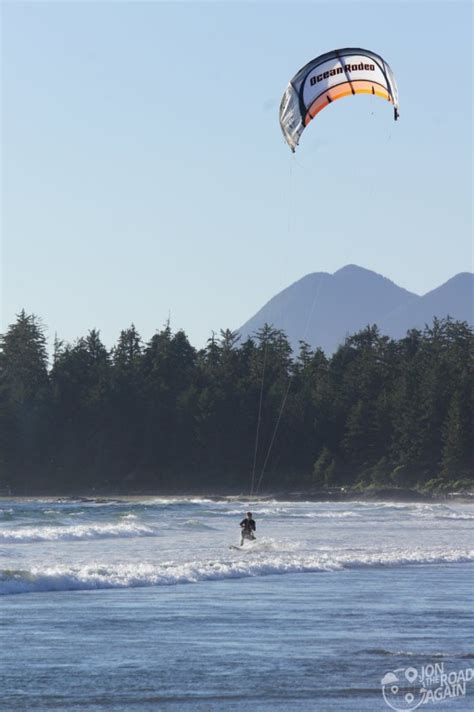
[240,511,256,546]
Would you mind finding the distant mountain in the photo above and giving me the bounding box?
[378,272,474,340]
[238,265,474,353]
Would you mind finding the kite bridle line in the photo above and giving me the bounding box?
[253,222,326,497]
[250,336,268,497]
[250,158,293,498]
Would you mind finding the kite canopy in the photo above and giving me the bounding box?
[279,47,399,152]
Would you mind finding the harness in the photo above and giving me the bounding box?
[242,518,255,533]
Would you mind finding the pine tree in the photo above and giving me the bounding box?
[441,385,474,483]
[0,311,50,488]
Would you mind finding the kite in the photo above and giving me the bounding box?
[279,47,399,151]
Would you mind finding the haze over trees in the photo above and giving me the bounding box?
[0,311,472,494]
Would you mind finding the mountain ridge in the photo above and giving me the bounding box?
[238,265,473,353]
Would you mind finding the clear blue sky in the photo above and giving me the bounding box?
[2,1,472,349]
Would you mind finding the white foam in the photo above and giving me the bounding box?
[2,547,473,595]
[0,521,155,543]
[305,511,362,518]
[143,497,216,506]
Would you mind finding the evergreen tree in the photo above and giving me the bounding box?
[50,330,112,487]
[109,325,145,482]
[0,311,50,489]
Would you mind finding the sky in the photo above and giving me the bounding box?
[2,0,472,349]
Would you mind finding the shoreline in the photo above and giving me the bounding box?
[1,486,473,504]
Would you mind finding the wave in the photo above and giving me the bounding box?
[435,513,474,521]
[229,509,362,518]
[360,649,474,659]
[144,497,217,506]
[2,547,473,595]
[181,519,216,531]
[0,521,156,543]
[307,511,362,519]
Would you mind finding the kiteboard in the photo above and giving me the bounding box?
[229,539,256,551]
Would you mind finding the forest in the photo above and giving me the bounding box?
[0,311,472,495]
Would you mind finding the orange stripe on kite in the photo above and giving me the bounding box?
[304,80,393,126]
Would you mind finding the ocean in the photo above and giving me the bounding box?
[1,497,473,711]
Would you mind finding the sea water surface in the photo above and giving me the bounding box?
[1,496,473,711]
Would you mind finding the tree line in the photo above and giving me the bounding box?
[0,311,472,494]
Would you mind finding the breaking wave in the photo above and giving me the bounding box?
[2,547,473,595]
[0,522,156,544]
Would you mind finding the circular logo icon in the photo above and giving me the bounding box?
[381,668,426,711]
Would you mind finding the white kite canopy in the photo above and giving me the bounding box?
[279,47,399,152]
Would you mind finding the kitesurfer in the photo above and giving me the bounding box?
[240,512,256,546]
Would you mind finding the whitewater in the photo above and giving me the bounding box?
[1,496,473,710]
